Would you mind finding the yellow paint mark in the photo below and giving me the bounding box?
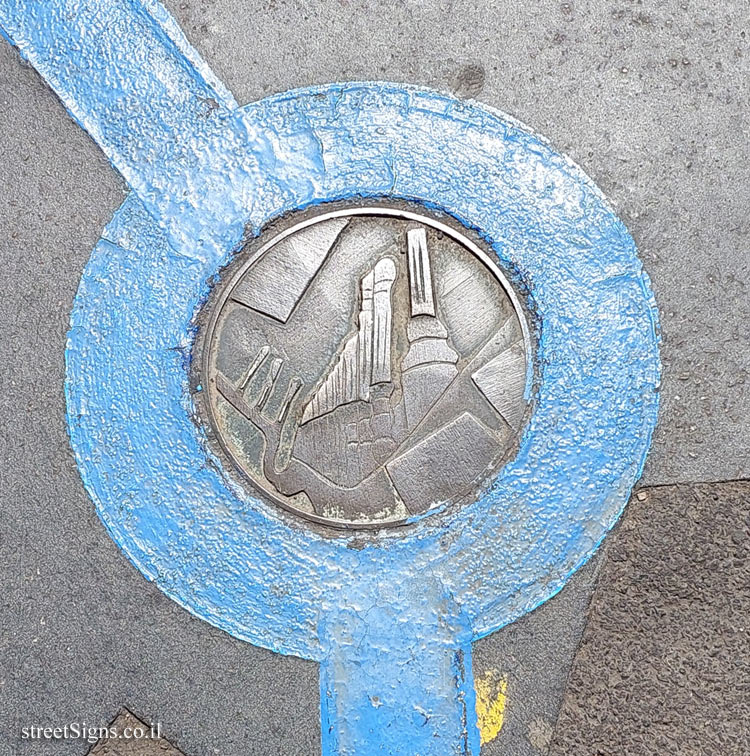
[474,669,508,746]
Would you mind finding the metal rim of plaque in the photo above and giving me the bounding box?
[195,203,534,530]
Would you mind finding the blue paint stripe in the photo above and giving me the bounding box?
[0,0,248,257]
[319,579,480,755]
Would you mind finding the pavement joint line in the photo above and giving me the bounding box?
[636,476,750,489]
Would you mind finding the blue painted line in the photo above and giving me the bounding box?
[1,3,661,753]
[319,578,479,755]
[0,0,311,264]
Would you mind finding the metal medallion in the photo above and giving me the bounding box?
[199,205,531,528]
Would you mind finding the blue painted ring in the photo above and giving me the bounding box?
[66,83,660,660]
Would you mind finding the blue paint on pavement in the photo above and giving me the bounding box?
[0,0,319,263]
[319,577,479,755]
[1,2,660,753]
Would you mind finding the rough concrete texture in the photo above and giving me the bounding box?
[550,481,750,756]
[88,710,184,755]
[476,556,602,756]
[1,1,749,755]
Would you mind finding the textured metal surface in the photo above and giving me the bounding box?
[1,2,660,754]
[66,82,657,750]
[51,84,660,648]
[201,206,529,527]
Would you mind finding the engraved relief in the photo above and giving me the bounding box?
[203,208,530,527]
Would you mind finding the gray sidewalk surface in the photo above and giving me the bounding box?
[1,2,748,754]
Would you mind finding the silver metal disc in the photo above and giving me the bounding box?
[198,204,531,529]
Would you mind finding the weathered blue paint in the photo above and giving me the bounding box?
[0,0,315,262]
[319,578,479,755]
[1,2,660,754]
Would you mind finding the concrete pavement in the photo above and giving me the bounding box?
[1,2,747,753]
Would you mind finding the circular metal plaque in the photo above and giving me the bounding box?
[200,205,531,528]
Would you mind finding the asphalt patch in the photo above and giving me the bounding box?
[550,481,750,756]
